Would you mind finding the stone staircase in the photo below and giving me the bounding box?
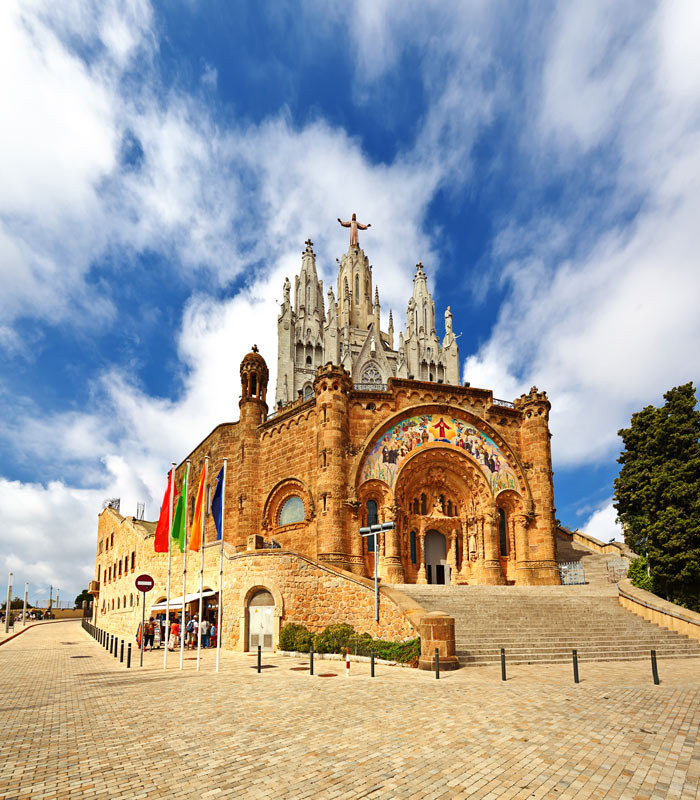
[389,583,700,666]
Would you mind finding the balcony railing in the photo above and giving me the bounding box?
[493,397,514,409]
[353,383,387,392]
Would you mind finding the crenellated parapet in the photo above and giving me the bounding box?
[514,386,551,418]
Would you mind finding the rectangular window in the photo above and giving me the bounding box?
[97,565,101,581]
[410,531,417,564]
[118,561,122,578]
[131,551,135,571]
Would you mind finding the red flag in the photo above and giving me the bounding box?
[154,469,173,553]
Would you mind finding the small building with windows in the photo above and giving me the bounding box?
[90,228,560,665]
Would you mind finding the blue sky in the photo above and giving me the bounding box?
[2,0,700,603]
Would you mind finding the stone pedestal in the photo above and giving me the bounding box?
[418,611,459,671]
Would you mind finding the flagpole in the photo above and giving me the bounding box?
[216,458,227,673]
[164,463,175,670]
[180,460,190,671]
[196,456,208,672]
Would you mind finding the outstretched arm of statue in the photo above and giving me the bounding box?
[357,222,371,230]
[338,218,350,227]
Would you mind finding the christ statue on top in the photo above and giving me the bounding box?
[338,213,371,247]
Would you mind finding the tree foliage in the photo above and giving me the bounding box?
[74,589,92,608]
[614,383,700,611]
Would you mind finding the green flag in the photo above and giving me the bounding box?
[170,465,188,553]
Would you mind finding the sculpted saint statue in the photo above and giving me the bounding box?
[338,213,371,247]
[283,277,291,305]
[443,305,456,347]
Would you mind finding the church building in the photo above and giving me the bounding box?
[90,217,560,669]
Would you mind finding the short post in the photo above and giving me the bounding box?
[435,647,440,680]
[257,644,262,673]
[572,649,579,684]
[309,643,314,676]
[345,647,350,677]
[370,647,375,678]
[500,648,506,681]
[651,649,660,685]
[110,635,114,655]
[127,643,132,668]
[120,640,124,663]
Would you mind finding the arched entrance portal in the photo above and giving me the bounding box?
[424,530,449,584]
[248,589,274,651]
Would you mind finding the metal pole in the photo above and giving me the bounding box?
[501,648,506,681]
[257,644,262,673]
[180,460,191,670]
[140,591,146,667]
[374,530,378,622]
[371,647,375,678]
[127,643,131,668]
[4,573,12,633]
[309,642,314,676]
[216,458,227,673]
[196,456,208,672]
[164,463,175,670]
[56,591,59,613]
[572,649,579,684]
[435,647,440,680]
[22,582,28,627]
[651,650,659,685]
[48,584,52,618]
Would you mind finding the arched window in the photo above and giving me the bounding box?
[410,530,417,564]
[123,595,126,608]
[130,593,133,607]
[366,500,378,553]
[279,496,305,526]
[303,384,313,400]
[306,355,312,365]
[250,373,257,396]
[412,498,419,515]
[117,597,120,609]
[420,493,427,515]
[355,274,359,300]
[447,500,453,516]
[498,508,508,557]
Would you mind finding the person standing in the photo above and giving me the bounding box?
[200,618,209,648]
[209,622,217,649]
[144,617,155,651]
[169,619,179,650]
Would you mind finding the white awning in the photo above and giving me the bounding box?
[150,590,217,610]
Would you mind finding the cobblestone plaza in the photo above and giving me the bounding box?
[1,621,699,799]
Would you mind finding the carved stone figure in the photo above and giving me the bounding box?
[337,213,371,247]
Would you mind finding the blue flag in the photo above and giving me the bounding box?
[211,466,225,540]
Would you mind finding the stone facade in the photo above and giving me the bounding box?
[91,229,560,666]
[276,240,459,404]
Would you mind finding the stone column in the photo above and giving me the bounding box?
[514,512,530,581]
[458,517,470,581]
[482,510,506,585]
[416,521,427,584]
[448,528,458,584]
[382,504,405,584]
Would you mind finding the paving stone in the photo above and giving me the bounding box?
[0,621,699,799]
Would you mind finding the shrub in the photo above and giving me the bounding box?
[312,623,356,653]
[628,556,654,593]
[279,623,314,653]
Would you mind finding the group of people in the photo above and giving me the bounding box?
[139,614,217,651]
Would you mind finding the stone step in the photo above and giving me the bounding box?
[458,651,700,666]
[456,643,700,656]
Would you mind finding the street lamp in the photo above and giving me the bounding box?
[4,573,13,633]
[359,522,395,622]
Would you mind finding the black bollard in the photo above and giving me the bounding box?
[114,637,118,658]
[120,640,124,663]
[370,647,375,678]
[127,643,132,668]
[501,648,506,681]
[309,643,314,676]
[111,636,115,656]
[435,647,440,680]
[257,645,262,674]
[572,649,579,684]
[651,650,660,685]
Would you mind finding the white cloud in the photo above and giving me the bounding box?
[580,501,623,543]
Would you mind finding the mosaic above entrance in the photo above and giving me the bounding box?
[360,414,521,494]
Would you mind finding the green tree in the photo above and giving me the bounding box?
[1,597,31,611]
[74,589,92,608]
[614,383,700,611]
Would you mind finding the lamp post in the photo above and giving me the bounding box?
[359,522,395,622]
[4,573,13,633]
[22,582,28,627]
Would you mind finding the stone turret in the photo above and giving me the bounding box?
[313,364,360,573]
[513,387,560,584]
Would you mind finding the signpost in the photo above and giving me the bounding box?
[135,574,155,667]
[359,522,395,621]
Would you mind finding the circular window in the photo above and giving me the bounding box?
[279,496,305,526]
[361,364,382,385]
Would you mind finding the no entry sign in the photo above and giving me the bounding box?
[135,574,155,592]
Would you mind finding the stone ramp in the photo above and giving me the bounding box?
[386,584,700,666]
